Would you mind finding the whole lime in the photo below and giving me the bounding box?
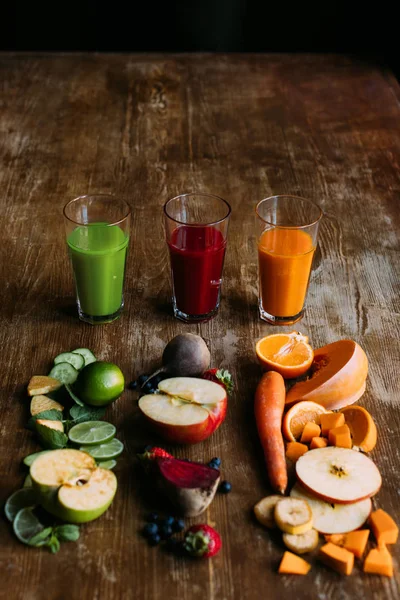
[74,362,125,407]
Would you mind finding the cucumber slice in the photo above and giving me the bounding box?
[48,362,78,385]
[54,352,84,371]
[72,348,96,367]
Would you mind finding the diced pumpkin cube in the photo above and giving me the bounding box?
[300,422,321,443]
[320,412,345,436]
[319,542,354,575]
[278,551,311,575]
[310,437,328,450]
[369,509,398,545]
[364,544,393,577]
[325,530,369,558]
[286,442,308,463]
[328,424,352,449]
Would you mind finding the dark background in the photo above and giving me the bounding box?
[2,0,399,77]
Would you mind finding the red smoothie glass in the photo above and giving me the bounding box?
[164,193,231,323]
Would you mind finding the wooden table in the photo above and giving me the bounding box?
[0,53,399,600]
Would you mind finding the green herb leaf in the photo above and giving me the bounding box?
[69,405,106,424]
[35,422,68,450]
[66,385,85,407]
[27,409,64,430]
[29,527,53,547]
[54,524,80,542]
[48,535,61,554]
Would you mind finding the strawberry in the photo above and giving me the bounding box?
[202,368,234,395]
[138,446,173,461]
[184,524,222,558]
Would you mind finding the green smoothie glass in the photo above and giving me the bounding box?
[63,195,131,324]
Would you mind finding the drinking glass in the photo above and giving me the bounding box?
[164,192,231,323]
[256,195,322,325]
[63,194,131,324]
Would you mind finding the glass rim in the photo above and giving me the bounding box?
[63,194,131,227]
[255,194,323,229]
[164,192,231,227]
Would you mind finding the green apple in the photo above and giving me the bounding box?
[30,449,117,523]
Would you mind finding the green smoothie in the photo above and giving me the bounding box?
[67,223,129,319]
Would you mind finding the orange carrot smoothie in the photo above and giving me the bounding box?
[258,228,315,319]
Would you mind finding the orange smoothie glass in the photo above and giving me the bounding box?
[256,195,323,325]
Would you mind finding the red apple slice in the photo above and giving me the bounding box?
[290,483,372,534]
[296,447,381,504]
[139,377,227,444]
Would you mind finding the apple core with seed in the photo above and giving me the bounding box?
[30,449,117,523]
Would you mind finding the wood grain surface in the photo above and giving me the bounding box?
[0,53,399,600]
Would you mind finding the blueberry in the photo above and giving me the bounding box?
[172,518,185,533]
[143,523,158,537]
[209,457,221,467]
[147,512,159,522]
[137,374,148,386]
[160,524,174,539]
[163,516,175,527]
[128,380,138,390]
[148,533,161,546]
[219,480,232,494]
[144,381,155,393]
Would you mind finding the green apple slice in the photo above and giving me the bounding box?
[30,449,116,523]
[58,468,117,523]
[30,395,64,416]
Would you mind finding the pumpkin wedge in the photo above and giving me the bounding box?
[285,340,368,410]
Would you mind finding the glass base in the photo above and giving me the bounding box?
[172,297,220,323]
[258,299,304,325]
[77,301,123,325]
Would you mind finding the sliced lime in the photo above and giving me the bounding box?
[80,438,124,460]
[13,507,43,544]
[68,421,116,446]
[97,459,117,470]
[5,488,37,522]
[23,450,52,467]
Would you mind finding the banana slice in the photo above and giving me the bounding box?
[254,495,283,528]
[283,529,319,554]
[274,498,313,534]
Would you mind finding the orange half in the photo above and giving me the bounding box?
[256,332,314,379]
[283,400,329,442]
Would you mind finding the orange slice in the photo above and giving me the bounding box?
[340,406,377,452]
[255,332,314,379]
[283,400,329,442]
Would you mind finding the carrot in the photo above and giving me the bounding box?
[254,371,287,494]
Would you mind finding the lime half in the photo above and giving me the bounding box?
[13,507,43,545]
[97,459,117,470]
[68,421,116,446]
[80,438,124,461]
[5,488,37,522]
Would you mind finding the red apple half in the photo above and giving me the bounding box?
[138,377,227,444]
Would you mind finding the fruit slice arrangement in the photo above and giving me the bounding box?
[5,348,124,553]
[253,333,397,577]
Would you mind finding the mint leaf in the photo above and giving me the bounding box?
[27,409,64,430]
[66,385,84,407]
[69,405,106,424]
[48,535,61,554]
[35,422,68,449]
[54,524,80,542]
[29,527,53,547]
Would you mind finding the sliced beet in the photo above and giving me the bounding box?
[156,457,220,489]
